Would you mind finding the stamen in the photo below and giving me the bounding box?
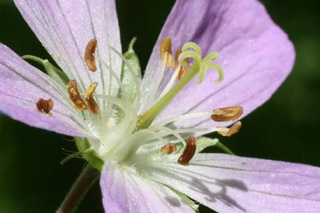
[175,48,189,79]
[148,53,168,106]
[161,143,177,154]
[217,121,242,137]
[159,37,173,67]
[173,127,228,134]
[178,136,197,166]
[94,94,137,133]
[137,129,167,145]
[107,46,142,109]
[67,80,88,110]
[127,128,168,156]
[151,126,186,145]
[85,82,99,114]
[211,106,243,122]
[36,98,54,114]
[95,94,136,118]
[152,111,214,128]
[84,39,97,72]
[158,65,180,99]
[95,54,131,104]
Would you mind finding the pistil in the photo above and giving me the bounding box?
[175,47,189,79]
[136,41,223,130]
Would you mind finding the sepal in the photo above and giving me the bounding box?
[22,55,69,87]
[74,137,104,171]
[120,37,142,103]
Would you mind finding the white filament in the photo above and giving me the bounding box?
[150,126,186,145]
[151,112,214,128]
[158,65,180,99]
[108,46,142,110]
[144,53,169,111]
[95,54,131,104]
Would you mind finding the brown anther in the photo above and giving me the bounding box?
[159,37,173,67]
[161,143,177,154]
[67,80,88,110]
[217,121,242,137]
[85,82,99,114]
[211,106,243,122]
[178,136,197,166]
[174,48,189,79]
[36,98,54,114]
[84,39,97,72]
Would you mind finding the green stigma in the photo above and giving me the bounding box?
[136,41,224,130]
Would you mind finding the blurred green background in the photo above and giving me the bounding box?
[0,0,319,212]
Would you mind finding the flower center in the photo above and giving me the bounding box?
[40,38,244,168]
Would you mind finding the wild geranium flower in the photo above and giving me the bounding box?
[1,0,320,212]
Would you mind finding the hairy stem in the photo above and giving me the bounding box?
[56,164,99,213]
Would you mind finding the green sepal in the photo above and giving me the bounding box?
[195,137,219,153]
[121,37,142,103]
[215,141,235,155]
[115,37,142,121]
[168,186,199,212]
[74,137,104,171]
[195,137,235,155]
[22,55,69,87]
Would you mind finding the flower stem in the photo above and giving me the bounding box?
[56,164,99,213]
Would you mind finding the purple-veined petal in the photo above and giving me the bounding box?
[14,0,122,114]
[100,160,194,213]
[0,44,91,137]
[146,154,320,212]
[142,0,295,130]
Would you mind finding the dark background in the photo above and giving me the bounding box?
[0,0,319,212]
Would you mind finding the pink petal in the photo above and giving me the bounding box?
[14,0,122,105]
[142,0,295,129]
[0,44,91,137]
[100,160,194,213]
[147,154,320,212]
